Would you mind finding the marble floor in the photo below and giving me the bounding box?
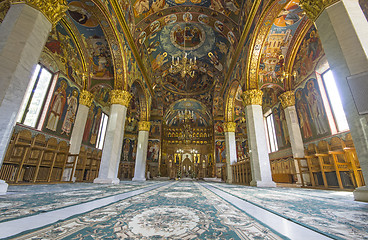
[0,180,366,239]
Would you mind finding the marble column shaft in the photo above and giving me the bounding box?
[245,105,276,187]
[0,4,51,166]
[316,0,368,201]
[283,106,308,185]
[94,104,127,184]
[224,131,237,183]
[132,130,149,181]
[62,103,90,181]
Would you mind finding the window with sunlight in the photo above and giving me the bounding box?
[322,70,349,132]
[18,64,53,128]
[265,113,278,153]
[96,113,108,149]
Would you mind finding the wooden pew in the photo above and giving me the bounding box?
[34,138,58,182]
[343,134,365,187]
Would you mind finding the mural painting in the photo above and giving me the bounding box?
[292,25,324,87]
[43,76,80,139]
[45,23,84,87]
[82,102,104,147]
[121,138,137,162]
[236,140,248,159]
[359,0,368,22]
[214,120,224,137]
[149,120,161,138]
[295,78,330,141]
[272,104,290,149]
[147,139,160,162]
[258,0,305,88]
[215,140,226,163]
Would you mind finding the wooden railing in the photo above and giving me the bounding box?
[0,129,102,184]
[296,133,365,189]
[231,158,252,185]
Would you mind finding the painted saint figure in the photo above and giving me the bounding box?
[61,89,79,136]
[46,80,67,131]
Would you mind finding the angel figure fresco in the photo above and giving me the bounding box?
[152,52,168,70]
[295,90,312,139]
[61,89,79,136]
[46,80,67,131]
[306,80,328,135]
[133,0,150,16]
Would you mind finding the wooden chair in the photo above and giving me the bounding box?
[49,141,70,182]
[89,150,101,181]
[1,130,32,183]
[304,144,321,187]
[0,131,19,181]
[315,141,337,188]
[22,134,46,183]
[34,138,58,182]
[74,146,87,182]
[329,137,352,189]
[84,148,93,181]
[343,134,365,187]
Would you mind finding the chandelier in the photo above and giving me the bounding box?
[169,34,197,78]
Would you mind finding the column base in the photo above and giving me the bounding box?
[0,180,8,194]
[93,178,120,184]
[250,180,276,188]
[353,186,368,202]
[132,177,146,182]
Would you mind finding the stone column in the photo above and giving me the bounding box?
[301,0,368,201]
[132,121,150,181]
[279,91,309,186]
[62,90,93,182]
[223,122,237,183]
[94,90,131,184]
[0,0,67,193]
[243,89,276,187]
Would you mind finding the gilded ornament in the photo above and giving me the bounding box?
[300,0,339,21]
[79,90,93,107]
[279,91,295,109]
[138,121,151,131]
[110,90,132,107]
[12,0,68,26]
[223,122,236,132]
[242,89,263,106]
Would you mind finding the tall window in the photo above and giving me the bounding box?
[322,70,349,132]
[96,113,108,149]
[17,64,53,128]
[264,112,278,153]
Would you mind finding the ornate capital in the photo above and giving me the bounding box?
[223,122,236,132]
[79,90,93,107]
[300,0,339,21]
[242,89,263,106]
[12,0,68,26]
[110,90,132,107]
[279,91,295,109]
[138,121,151,131]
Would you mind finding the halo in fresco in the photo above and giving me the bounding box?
[161,22,215,58]
[170,23,206,50]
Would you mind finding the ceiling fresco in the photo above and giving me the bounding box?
[164,99,212,127]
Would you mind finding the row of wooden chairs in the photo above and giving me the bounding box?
[0,130,77,183]
[74,146,102,182]
[231,159,252,185]
[296,134,364,189]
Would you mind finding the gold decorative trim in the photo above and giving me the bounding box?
[79,90,94,107]
[300,0,339,21]
[12,0,68,26]
[279,91,295,109]
[242,89,263,106]
[138,121,151,131]
[223,122,236,132]
[110,90,131,107]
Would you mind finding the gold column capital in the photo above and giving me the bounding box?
[12,0,68,26]
[110,90,132,107]
[138,121,151,131]
[223,122,236,132]
[300,0,339,21]
[79,90,94,107]
[279,91,295,109]
[242,89,263,106]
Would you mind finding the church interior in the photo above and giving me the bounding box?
[0,0,368,239]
